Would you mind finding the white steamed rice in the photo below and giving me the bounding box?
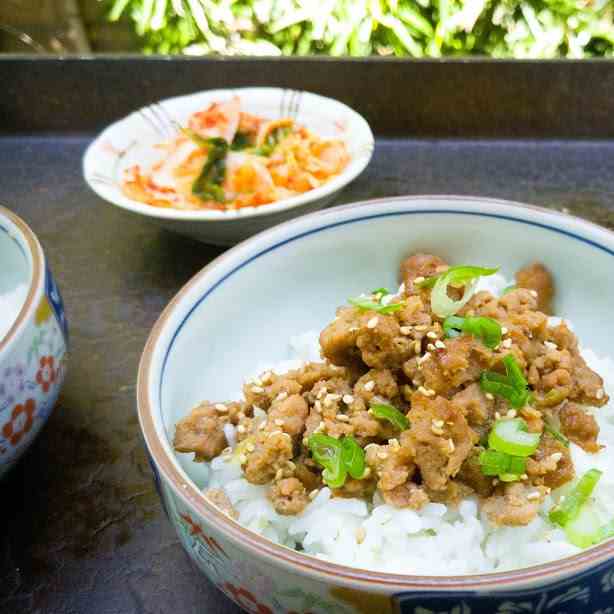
[197,274,614,574]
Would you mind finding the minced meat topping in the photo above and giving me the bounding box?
[174,253,608,526]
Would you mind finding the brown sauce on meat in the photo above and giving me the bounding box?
[174,254,608,526]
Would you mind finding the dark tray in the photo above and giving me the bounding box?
[1,57,614,614]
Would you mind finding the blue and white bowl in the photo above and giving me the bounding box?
[138,196,614,613]
[0,205,68,477]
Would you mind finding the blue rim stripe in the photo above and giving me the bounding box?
[158,208,614,415]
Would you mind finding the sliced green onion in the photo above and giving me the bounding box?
[308,434,346,488]
[417,265,499,289]
[341,436,366,480]
[502,285,517,295]
[428,266,499,318]
[443,315,502,349]
[549,468,603,527]
[499,473,522,482]
[348,297,405,314]
[565,504,603,548]
[371,287,390,296]
[544,418,570,447]
[480,354,531,408]
[488,418,540,457]
[369,403,410,431]
[479,449,526,477]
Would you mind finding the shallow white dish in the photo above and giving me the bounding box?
[83,87,374,245]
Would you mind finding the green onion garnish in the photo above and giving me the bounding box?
[348,297,405,315]
[443,315,502,349]
[308,434,368,488]
[480,354,532,409]
[544,418,570,447]
[564,504,603,548]
[420,265,499,318]
[479,449,526,477]
[308,434,346,488]
[372,287,390,296]
[488,418,540,457]
[369,403,410,431]
[502,285,517,295]
[549,468,603,527]
[417,265,499,289]
[340,436,367,480]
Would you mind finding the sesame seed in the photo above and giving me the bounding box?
[400,326,412,335]
[434,340,446,350]
[246,443,255,452]
[258,422,266,431]
[389,438,400,450]
[276,391,288,402]
[367,316,379,329]
[501,327,509,335]
[527,491,541,501]
[418,352,431,364]
[337,414,350,422]
[506,409,517,419]
[418,386,429,396]
[502,338,512,349]
[597,389,605,400]
[364,443,379,452]
[495,411,502,420]
[426,343,436,352]
[492,478,499,486]
[275,419,285,427]
[222,446,232,456]
[432,419,444,428]
[286,460,296,471]
[268,430,283,438]
[261,371,272,383]
[355,527,367,544]
[302,437,308,446]
[215,403,228,412]
[521,473,529,480]
[343,394,354,404]
[238,454,247,464]
[529,290,538,298]
[414,276,425,284]
[309,489,319,500]
[275,468,284,480]
[426,331,438,339]
[251,376,263,386]
[448,438,455,452]
[414,340,422,353]
[544,341,557,351]
[237,424,246,434]
[415,324,428,332]
[431,426,444,436]
[314,400,322,413]
[316,387,328,399]
[377,451,388,460]
[364,380,375,392]
[485,393,494,401]
[550,452,563,463]
[362,467,372,478]
[349,326,358,332]
[251,385,264,394]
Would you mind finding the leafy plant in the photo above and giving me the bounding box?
[106,0,614,57]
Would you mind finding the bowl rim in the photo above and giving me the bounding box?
[138,194,614,589]
[82,86,374,223]
[0,205,44,358]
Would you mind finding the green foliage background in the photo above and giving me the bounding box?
[107,0,614,58]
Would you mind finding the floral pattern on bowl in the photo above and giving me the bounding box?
[0,207,68,478]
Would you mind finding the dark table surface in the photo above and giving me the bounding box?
[2,135,614,614]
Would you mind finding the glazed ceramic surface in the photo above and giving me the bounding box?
[0,206,68,477]
[138,196,614,613]
[83,88,374,245]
